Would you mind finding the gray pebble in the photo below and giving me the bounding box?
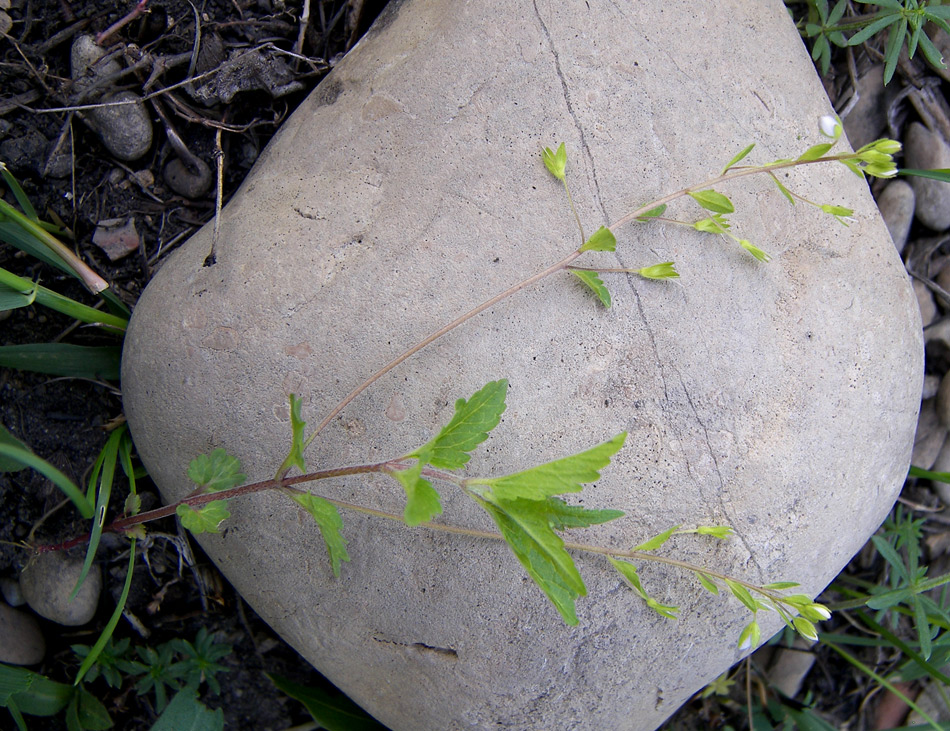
[876,180,915,254]
[923,373,942,400]
[937,372,950,427]
[0,603,45,665]
[915,278,938,326]
[925,317,950,348]
[905,122,950,231]
[20,552,101,626]
[71,35,152,162]
[914,400,947,470]
[0,576,24,607]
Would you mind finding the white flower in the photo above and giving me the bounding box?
[819,115,842,139]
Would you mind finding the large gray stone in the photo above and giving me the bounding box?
[122,1,922,729]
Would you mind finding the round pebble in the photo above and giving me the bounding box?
[19,552,101,626]
[914,278,938,327]
[71,35,153,162]
[0,576,24,607]
[876,180,915,254]
[914,400,947,470]
[904,122,950,231]
[0,602,45,665]
[841,65,888,149]
[937,373,950,427]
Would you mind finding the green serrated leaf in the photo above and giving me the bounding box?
[542,143,567,181]
[411,379,507,470]
[632,525,680,552]
[725,579,758,612]
[388,461,442,526]
[468,432,627,501]
[187,449,247,493]
[636,204,667,220]
[578,225,616,253]
[571,270,611,307]
[478,497,584,624]
[688,189,735,214]
[289,492,350,577]
[696,572,720,595]
[721,143,755,173]
[797,142,834,161]
[177,501,231,535]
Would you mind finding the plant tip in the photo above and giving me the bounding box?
[818,114,842,140]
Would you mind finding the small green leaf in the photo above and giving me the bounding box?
[542,143,567,181]
[632,525,680,552]
[0,664,74,716]
[289,492,350,577]
[693,213,730,234]
[695,525,734,539]
[638,262,679,280]
[610,558,679,619]
[797,142,834,161]
[688,189,734,214]
[124,493,142,516]
[739,240,772,262]
[177,501,231,534]
[721,143,755,173]
[725,579,758,612]
[468,432,627,502]
[285,394,307,473]
[770,176,797,205]
[578,225,616,253]
[411,379,507,470]
[636,204,667,221]
[187,449,247,493]
[696,572,719,595]
[388,461,442,526]
[762,581,800,590]
[571,270,612,307]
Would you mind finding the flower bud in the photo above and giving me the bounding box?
[819,115,842,139]
[638,262,680,280]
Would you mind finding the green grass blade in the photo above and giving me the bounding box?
[0,442,93,517]
[0,161,38,220]
[71,426,123,600]
[0,344,122,379]
[0,266,128,330]
[899,168,950,183]
[74,538,136,685]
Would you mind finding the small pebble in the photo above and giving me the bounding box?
[937,373,950,427]
[0,576,24,607]
[0,603,45,665]
[923,373,942,400]
[20,551,101,626]
[925,317,950,348]
[875,180,915,254]
[913,400,946,470]
[904,122,950,231]
[762,639,816,699]
[92,216,141,261]
[71,35,153,162]
[914,279,937,327]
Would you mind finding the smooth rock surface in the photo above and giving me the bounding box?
[905,122,950,231]
[0,603,45,665]
[20,552,101,626]
[123,1,923,729]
